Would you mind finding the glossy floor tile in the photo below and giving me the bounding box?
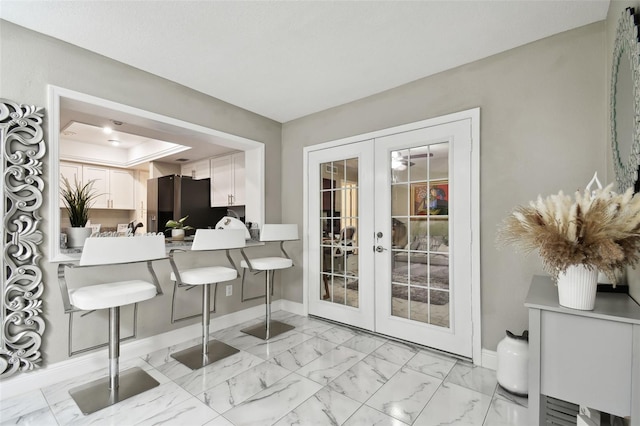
[1,313,528,425]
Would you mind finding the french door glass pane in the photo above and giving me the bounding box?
[390,142,450,327]
[320,158,359,307]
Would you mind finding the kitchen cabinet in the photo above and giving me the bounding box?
[135,170,148,224]
[83,165,135,210]
[210,152,244,207]
[60,161,83,205]
[181,159,210,180]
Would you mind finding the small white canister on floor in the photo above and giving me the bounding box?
[497,330,529,396]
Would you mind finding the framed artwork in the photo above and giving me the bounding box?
[411,180,448,215]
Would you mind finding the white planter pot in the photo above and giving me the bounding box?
[65,227,92,248]
[171,229,185,241]
[557,264,598,310]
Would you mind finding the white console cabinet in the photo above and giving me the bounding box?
[526,276,640,425]
[210,152,245,207]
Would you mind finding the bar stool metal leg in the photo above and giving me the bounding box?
[202,284,210,360]
[171,283,239,370]
[265,270,271,340]
[109,306,120,394]
[69,307,160,415]
[241,270,294,340]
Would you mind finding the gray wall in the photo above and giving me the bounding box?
[0,10,622,364]
[604,1,640,303]
[0,20,283,364]
[282,22,607,351]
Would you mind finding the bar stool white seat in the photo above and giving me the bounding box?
[240,224,298,340]
[168,229,245,370]
[173,267,238,285]
[58,235,166,415]
[244,257,293,270]
[71,281,157,310]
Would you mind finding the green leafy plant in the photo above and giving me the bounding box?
[165,216,194,231]
[60,175,100,227]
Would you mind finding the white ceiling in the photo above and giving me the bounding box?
[61,121,163,150]
[1,0,609,123]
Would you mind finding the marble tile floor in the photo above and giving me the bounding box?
[1,312,528,425]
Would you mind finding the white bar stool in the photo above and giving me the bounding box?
[57,235,166,415]
[168,229,245,369]
[240,224,298,340]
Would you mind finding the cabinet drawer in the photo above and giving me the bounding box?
[540,310,632,417]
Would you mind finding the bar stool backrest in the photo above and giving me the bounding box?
[80,235,166,266]
[191,229,246,251]
[260,224,299,242]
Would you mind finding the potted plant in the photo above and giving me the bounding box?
[60,175,100,248]
[165,216,194,241]
[497,180,640,310]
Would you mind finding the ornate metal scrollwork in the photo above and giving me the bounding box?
[611,7,640,192]
[0,99,45,378]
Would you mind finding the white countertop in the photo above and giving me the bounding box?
[525,275,640,324]
[60,238,264,258]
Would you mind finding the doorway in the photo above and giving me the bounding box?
[48,85,265,262]
[305,110,479,360]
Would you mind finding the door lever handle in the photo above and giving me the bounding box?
[375,245,387,253]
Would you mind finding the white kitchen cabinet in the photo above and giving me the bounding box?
[60,161,83,205]
[181,159,210,180]
[135,170,148,224]
[83,165,109,208]
[110,169,135,209]
[210,152,245,207]
[83,165,135,210]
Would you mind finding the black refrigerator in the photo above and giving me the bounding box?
[147,175,227,236]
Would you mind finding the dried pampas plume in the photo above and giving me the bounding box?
[497,183,640,284]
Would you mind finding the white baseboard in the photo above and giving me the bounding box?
[0,300,301,399]
[278,299,304,316]
[481,348,497,371]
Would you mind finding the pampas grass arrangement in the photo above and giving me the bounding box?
[497,183,640,284]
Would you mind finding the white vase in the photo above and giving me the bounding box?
[65,227,92,248]
[557,264,598,310]
[171,229,185,241]
[497,330,529,396]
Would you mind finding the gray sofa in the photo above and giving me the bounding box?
[394,234,449,265]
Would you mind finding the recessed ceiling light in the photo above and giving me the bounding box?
[103,126,112,134]
[109,139,120,146]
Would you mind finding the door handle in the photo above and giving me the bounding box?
[375,245,387,253]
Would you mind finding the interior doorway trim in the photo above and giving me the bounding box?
[48,85,265,262]
[302,107,481,364]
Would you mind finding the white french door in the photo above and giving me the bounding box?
[307,116,476,358]
[373,120,473,357]
[308,141,376,330]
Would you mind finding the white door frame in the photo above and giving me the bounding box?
[302,108,481,364]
